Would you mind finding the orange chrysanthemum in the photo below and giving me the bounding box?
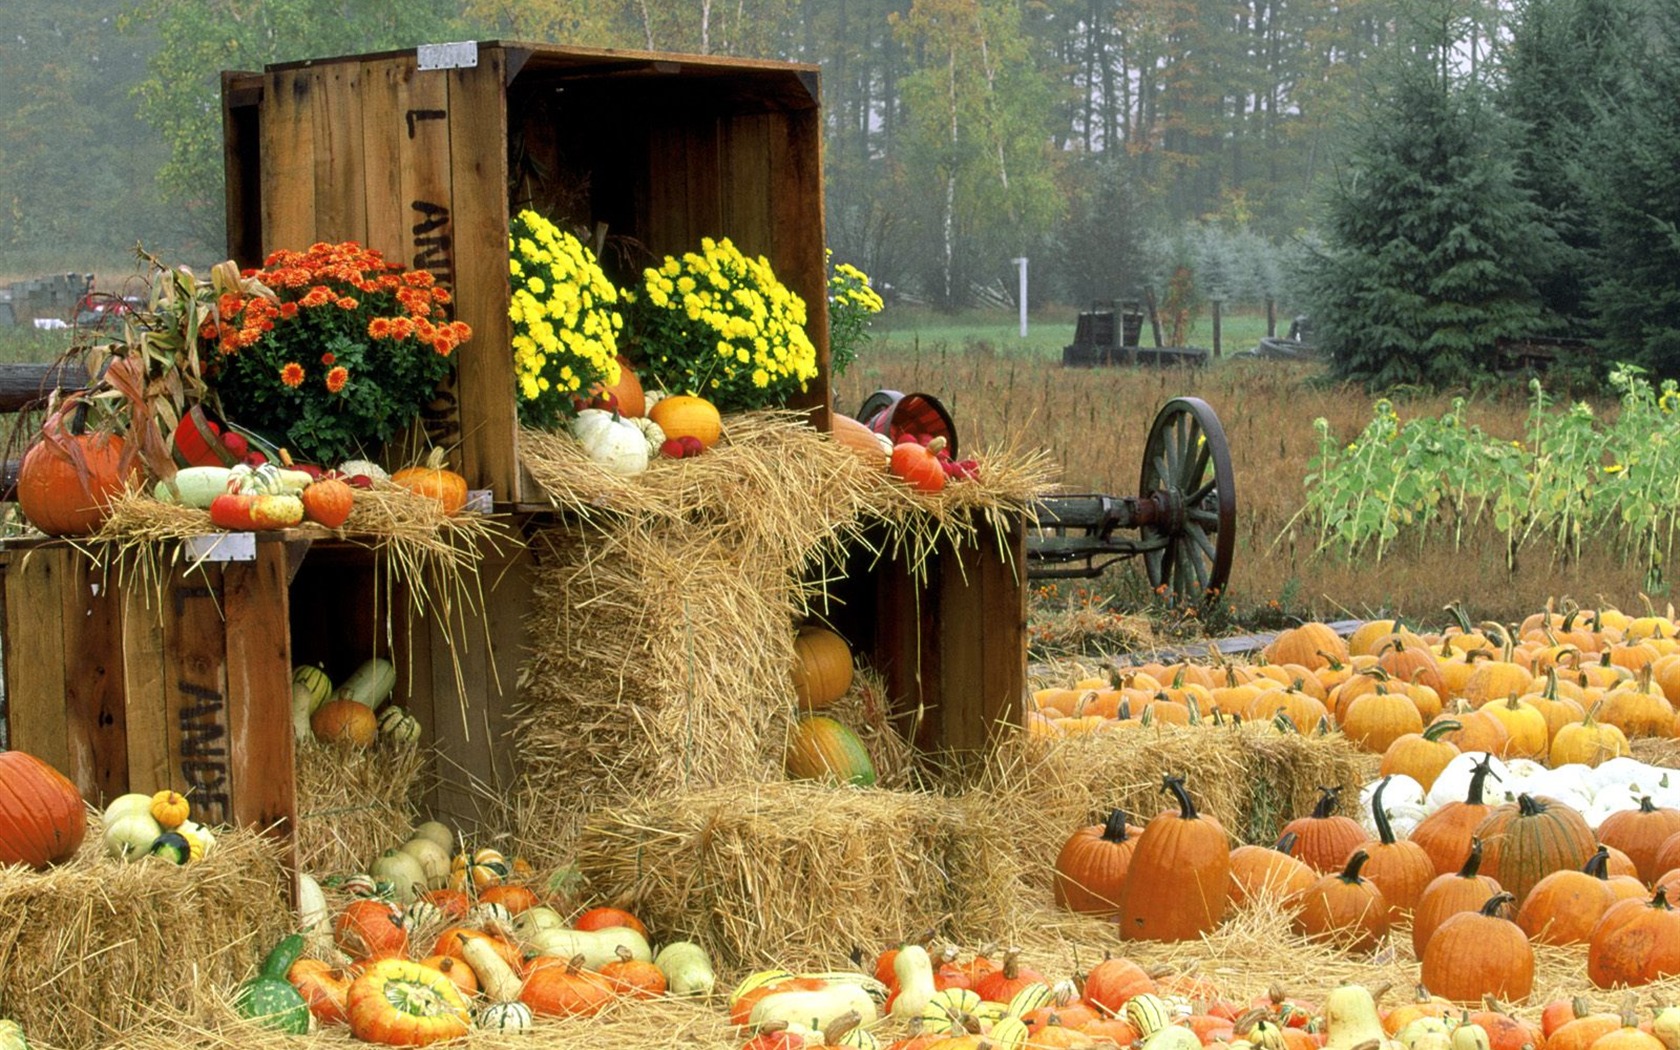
[325,366,349,393]
[279,362,305,387]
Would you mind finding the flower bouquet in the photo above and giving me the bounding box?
[508,209,625,428]
[198,242,469,466]
[624,237,818,412]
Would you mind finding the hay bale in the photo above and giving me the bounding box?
[293,739,428,875]
[0,821,291,1049]
[977,723,1368,892]
[511,413,1055,859]
[572,780,1026,974]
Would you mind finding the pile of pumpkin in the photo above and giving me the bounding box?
[1030,607,1680,770]
[291,657,422,750]
[100,788,219,864]
[732,946,1680,1050]
[1054,762,1680,1005]
[785,624,879,787]
[253,818,716,1043]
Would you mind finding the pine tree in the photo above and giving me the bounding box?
[1301,23,1554,389]
[1500,0,1644,333]
[1582,0,1680,375]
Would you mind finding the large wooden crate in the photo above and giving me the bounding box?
[217,40,1026,761]
[0,539,296,838]
[221,41,830,506]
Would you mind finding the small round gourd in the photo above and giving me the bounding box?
[478,1000,534,1031]
[792,626,854,711]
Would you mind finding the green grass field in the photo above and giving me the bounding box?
[873,303,1279,360]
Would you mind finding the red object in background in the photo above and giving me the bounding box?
[858,390,958,458]
[172,407,231,467]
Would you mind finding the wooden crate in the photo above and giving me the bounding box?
[221,41,830,506]
[0,539,296,840]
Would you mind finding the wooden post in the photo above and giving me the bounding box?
[1266,298,1277,337]
[1211,297,1223,359]
[1143,287,1165,348]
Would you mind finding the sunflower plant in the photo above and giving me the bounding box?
[200,242,468,466]
[624,236,818,411]
[508,209,625,428]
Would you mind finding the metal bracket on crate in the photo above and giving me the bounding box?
[181,531,257,563]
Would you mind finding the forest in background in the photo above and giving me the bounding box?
[0,0,1511,312]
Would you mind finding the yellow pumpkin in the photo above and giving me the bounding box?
[149,790,190,830]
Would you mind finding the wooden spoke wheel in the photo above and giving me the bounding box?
[1138,396,1236,606]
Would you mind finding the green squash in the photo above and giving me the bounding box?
[149,831,192,865]
[235,934,310,1034]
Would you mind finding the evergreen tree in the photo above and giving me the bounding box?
[1500,0,1644,333]
[1301,12,1554,389]
[1582,0,1680,375]
[1052,155,1155,306]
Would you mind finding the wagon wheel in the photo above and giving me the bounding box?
[1138,396,1236,606]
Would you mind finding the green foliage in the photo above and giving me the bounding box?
[1051,156,1155,306]
[1501,0,1644,333]
[1301,41,1554,389]
[1581,0,1680,377]
[1294,367,1680,584]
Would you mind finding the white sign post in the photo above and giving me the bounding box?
[1011,256,1028,338]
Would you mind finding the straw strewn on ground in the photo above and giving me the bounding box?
[0,820,290,1050]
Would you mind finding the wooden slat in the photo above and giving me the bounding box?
[163,564,234,826]
[59,555,128,803]
[260,66,318,254]
[121,585,171,794]
[937,515,1027,752]
[359,58,408,265]
[223,541,296,847]
[447,48,518,500]
[397,56,465,464]
[392,573,437,812]
[769,106,830,423]
[312,62,368,244]
[719,114,773,255]
[3,548,70,773]
[222,70,266,266]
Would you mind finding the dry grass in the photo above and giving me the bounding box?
[837,353,1667,624]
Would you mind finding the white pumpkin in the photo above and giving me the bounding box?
[399,837,452,889]
[370,848,428,902]
[1518,770,1594,814]
[513,905,567,936]
[569,409,650,475]
[1427,751,1511,809]
[101,792,156,825]
[297,872,330,935]
[629,415,666,448]
[1358,774,1428,838]
[478,1000,534,1031]
[104,812,162,860]
[1588,756,1660,794]
[412,820,455,852]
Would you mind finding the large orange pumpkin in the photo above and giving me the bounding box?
[1419,892,1533,1004]
[1053,809,1144,916]
[1587,887,1680,988]
[0,750,87,869]
[16,423,135,537]
[591,355,646,417]
[1475,793,1596,905]
[1279,787,1369,874]
[648,394,722,448]
[391,447,468,516]
[1115,776,1230,941]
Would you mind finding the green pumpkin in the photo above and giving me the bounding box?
[236,934,310,1034]
[149,831,192,865]
[784,715,877,787]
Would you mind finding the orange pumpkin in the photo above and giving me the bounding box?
[16,417,136,537]
[1279,787,1369,874]
[648,394,722,448]
[792,625,854,711]
[0,750,87,869]
[334,899,410,960]
[288,957,352,1025]
[346,958,471,1045]
[1420,892,1532,1004]
[599,945,667,998]
[301,476,355,528]
[1053,809,1143,916]
[1290,850,1391,951]
[1587,887,1680,988]
[521,954,613,1016]
[391,447,468,515]
[1115,776,1230,941]
[477,883,540,915]
[591,355,646,417]
[1474,793,1596,905]
[572,906,649,938]
[1412,837,1503,958]
[418,954,479,998]
[312,698,378,748]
